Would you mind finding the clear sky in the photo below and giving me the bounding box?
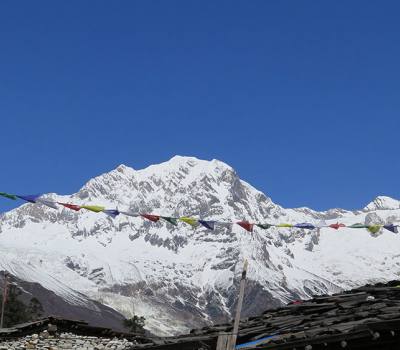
[0,1,399,212]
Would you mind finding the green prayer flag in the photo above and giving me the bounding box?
[162,216,178,226]
[0,192,17,200]
[81,205,105,213]
[349,223,367,229]
[367,225,381,234]
[256,224,272,229]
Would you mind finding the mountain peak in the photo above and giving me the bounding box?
[74,156,242,210]
[364,196,400,211]
[156,155,232,171]
[169,155,201,163]
[136,156,235,179]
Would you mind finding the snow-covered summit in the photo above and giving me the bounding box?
[0,156,399,335]
[364,196,400,211]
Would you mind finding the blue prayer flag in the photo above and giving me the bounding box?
[103,209,120,218]
[198,220,215,230]
[384,224,398,233]
[294,223,316,230]
[17,194,42,203]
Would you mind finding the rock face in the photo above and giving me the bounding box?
[0,273,127,331]
[0,156,400,335]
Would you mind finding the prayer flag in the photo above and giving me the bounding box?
[277,223,293,228]
[179,217,198,226]
[198,220,215,230]
[348,223,367,229]
[237,221,254,232]
[367,225,381,234]
[256,223,272,229]
[0,192,17,200]
[17,194,41,203]
[161,216,178,226]
[384,224,398,233]
[141,214,160,222]
[329,223,346,230]
[81,205,105,213]
[58,203,81,211]
[103,209,120,218]
[294,223,316,230]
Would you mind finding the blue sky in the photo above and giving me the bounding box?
[0,1,399,212]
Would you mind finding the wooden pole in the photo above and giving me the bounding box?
[227,259,248,350]
[0,272,9,329]
[216,333,230,350]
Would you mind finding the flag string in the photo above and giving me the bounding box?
[0,192,398,234]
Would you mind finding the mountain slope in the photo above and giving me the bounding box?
[0,156,399,335]
[0,272,127,331]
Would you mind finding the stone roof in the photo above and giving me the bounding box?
[137,281,400,349]
[0,316,152,344]
[4,282,400,349]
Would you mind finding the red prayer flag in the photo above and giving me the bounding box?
[141,214,160,222]
[329,223,346,230]
[237,221,254,232]
[58,202,81,211]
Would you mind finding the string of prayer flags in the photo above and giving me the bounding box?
[198,220,215,230]
[237,221,254,232]
[162,216,178,226]
[384,224,398,233]
[17,194,41,203]
[329,223,346,230]
[179,217,198,227]
[368,225,381,234]
[103,209,120,218]
[141,214,160,222]
[81,205,105,213]
[1,189,399,235]
[0,192,17,200]
[58,202,81,211]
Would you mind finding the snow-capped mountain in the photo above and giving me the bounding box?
[0,156,399,335]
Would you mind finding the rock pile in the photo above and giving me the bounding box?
[0,331,136,350]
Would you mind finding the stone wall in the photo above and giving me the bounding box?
[0,331,136,350]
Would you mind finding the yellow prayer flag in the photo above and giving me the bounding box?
[179,217,198,226]
[367,225,381,234]
[277,223,293,228]
[81,205,105,213]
